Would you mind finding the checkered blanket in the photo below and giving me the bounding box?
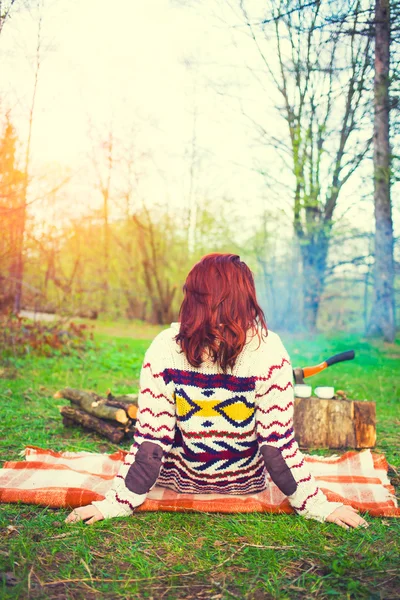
[0,446,399,517]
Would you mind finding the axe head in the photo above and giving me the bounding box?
[293,368,305,385]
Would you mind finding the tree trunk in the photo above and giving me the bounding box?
[368,0,395,342]
[300,231,330,330]
[13,10,42,312]
[12,169,28,312]
[10,203,26,313]
[101,186,110,312]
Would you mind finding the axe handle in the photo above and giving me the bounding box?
[325,350,355,366]
[303,362,327,379]
[302,350,355,379]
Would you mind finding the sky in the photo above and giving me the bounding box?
[0,0,398,240]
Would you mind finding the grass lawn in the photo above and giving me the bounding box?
[0,322,399,599]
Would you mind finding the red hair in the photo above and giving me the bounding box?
[176,253,267,372]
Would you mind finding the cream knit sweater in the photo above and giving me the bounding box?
[92,324,343,522]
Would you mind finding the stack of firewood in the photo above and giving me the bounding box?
[55,388,138,444]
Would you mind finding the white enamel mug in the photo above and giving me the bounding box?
[314,386,335,399]
[294,384,312,398]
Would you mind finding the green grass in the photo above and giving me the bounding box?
[0,324,399,599]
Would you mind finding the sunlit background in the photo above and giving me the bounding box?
[0,0,398,334]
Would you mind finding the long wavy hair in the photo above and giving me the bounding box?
[175,253,268,371]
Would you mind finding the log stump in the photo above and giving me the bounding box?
[293,396,376,449]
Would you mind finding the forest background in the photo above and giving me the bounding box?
[0,0,399,339]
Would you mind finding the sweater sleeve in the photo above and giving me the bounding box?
[92,335,177,519]
[255,336,343,523]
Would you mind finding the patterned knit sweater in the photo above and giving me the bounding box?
[92,324,343,522]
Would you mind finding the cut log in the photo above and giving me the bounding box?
[54,388,128,424]
[62,416,75,428]
[105,399,138,420]
[107,390,138,403]
[293,396,376,449]
[60,406,125,444]
[106,391,138,420]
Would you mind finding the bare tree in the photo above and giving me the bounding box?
[186,93,199,255]
[13,0,43,312]
[368,0,395,341]
[133,208,178,324]
[232,0,374,329]
[88,122,115,311]
[0,115,24,311]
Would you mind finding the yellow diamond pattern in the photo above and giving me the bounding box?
[219,401,254,422]
[176,396,254,422]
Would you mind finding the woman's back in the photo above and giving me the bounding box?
[137,323,290,495]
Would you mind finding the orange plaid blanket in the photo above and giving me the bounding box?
[0,446,399,517]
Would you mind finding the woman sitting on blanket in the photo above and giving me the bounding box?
[66,253,368,529]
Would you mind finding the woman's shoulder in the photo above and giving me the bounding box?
[247,328,284,349]
[246,329,290,364]
[145,323,182,360]
[151,322,180,345]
